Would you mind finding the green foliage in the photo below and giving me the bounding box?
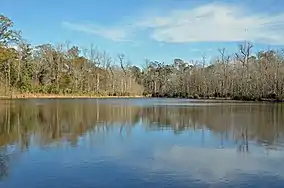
[0,15,21,46]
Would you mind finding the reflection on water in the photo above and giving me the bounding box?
[0,98,283,187]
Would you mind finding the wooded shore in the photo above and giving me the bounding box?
[2,14,284,102]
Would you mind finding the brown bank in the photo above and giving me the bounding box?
[0,94,145,99]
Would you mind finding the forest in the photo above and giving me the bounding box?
[1,14,284,101]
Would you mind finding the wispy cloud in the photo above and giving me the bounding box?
[62,2,284,45]
[139,2,284,45]
[62,21,131,42]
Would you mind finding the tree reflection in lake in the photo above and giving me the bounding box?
[0,154,8,179]
[0,99,283,184]
[0,100,283,151]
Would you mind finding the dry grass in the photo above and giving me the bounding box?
[0,93,145,99]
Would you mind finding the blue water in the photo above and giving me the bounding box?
[0,98,284,188]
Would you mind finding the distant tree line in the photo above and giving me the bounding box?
[1,14,284,101]
[139,45,284,101]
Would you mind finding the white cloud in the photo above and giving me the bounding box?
[62,21,131,42]
[140,2,284,44]
[62,2,284,45]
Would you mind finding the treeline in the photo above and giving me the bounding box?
[141,46,284,101]
[1,14,284,100]
[0,15,143,96]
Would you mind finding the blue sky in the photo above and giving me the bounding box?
[2,0,284,66]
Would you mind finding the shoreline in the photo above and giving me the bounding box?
[158,96,284,103]
[0,94,146,99]
[0,94,283,103]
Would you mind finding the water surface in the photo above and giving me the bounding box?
[0,98,284,188]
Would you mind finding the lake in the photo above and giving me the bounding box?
[0,98,284,188]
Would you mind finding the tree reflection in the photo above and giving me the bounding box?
[0,100,283,163]
[0,100,283,179]
[0,151,8,180]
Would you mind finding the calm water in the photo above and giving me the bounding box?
[0,98,284,188]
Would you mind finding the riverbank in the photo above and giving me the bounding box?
[190,97,283,103]
[0,94,146,99]
[155,96,284,103]
[0,93,283,103]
